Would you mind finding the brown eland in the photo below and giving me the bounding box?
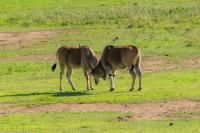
[91,45,142,92]
[52,45,97,91]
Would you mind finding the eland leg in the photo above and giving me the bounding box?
[111,70,116,91]
[109,74,115,92]
[83,69,91,90]
[66,67,76,90]
[59,65,65,91]
[89,73,94,90]
[129,69,137,91]
[135,65,142,91]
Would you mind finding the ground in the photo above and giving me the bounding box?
[0,0,200,132]
[1,100,200,121]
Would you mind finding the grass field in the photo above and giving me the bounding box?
[0,0,200,132]
[0,61,199,106]
[1,112,200,133]
[1,0,200,29]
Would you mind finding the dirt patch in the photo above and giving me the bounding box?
[182,56,200,69]
[0,30,56,50]
[0,100,199,120]
[141,56,200,73]
[0,54,55,62]
[141,56,177,73]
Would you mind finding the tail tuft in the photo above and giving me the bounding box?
[52,63,57,72]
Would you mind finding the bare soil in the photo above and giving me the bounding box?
[141,56,200,73]
[0,100,199,120]
[1,54,55,62]
[0,30,56,50]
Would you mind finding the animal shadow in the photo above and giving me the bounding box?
[0,91,90,98]
[52,91,90,97]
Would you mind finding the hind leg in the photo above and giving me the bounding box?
[59,65,65,91]
[129,69,137,91]
[66,67,76,90]
[135,65,142,91]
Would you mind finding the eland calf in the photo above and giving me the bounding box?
[52,45,97,91]
[91,45,142,92]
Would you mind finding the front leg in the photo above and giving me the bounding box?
[109,73,115,92]
[89,73,94,90]
[106,69,115,92]
[112,70,116,87]
[83,69,91,91]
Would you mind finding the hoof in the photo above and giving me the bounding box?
[138,88,142,91]
[72,88,77,91]
[129,88,134,91]
[59,88,63,91]
[110,88,115,92]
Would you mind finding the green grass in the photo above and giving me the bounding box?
[1,0,200,29]
[0,61,199,106]
[0,112,199,133]
[0,0,200,131]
